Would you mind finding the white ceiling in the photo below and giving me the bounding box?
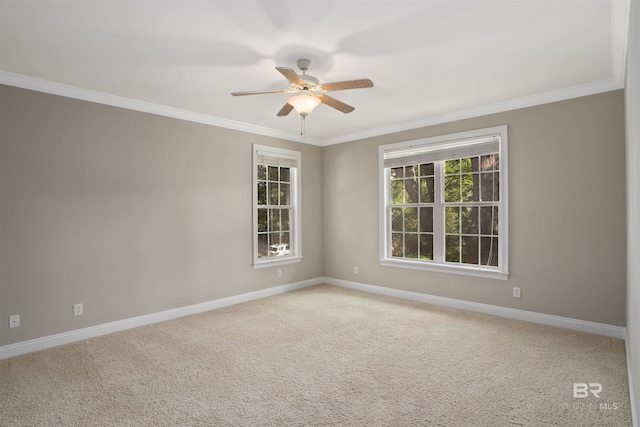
[0,0,630,146]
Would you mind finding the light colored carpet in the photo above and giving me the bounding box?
[0,284,632,426]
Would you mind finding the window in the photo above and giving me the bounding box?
[253,145,301,268]
[379,126,508,279]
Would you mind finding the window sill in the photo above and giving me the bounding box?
[253,256,302,269]
[379,258,509,280]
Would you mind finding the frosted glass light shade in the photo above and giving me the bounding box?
[287,94,321,117]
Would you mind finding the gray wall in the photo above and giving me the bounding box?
[0,85,323,346]
[323,90,627,327]
[625,0,640,418]
[0,85,629,349]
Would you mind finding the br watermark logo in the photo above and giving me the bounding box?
[573,383,602,398]
[559,383,619,411]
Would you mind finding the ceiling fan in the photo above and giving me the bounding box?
[231,58,373,135]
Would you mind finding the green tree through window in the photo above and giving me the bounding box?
[257,165,292,259]
[381,126,508,279]
[253,145,301,268]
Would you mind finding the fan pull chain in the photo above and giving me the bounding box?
[300,116,306,138]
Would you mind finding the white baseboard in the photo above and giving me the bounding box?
[627,330,639,427]
[323,277,627,339]
[329,277,634,423]
[1,276,627,360]
[0,278,323,360]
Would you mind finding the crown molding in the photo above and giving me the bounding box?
[612,0,631,84]
[0,2,628,147]
[1,71,625,148]
[0,71,320,145]
[318,77,625,146]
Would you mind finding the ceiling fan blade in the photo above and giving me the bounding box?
[276,66,305,86]
[321,79,373,92]
[317,94,355,114]
[277,103,294,117]
[231,89,289,96]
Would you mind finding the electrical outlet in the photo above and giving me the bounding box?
[9,315,20,328]
[353,266,359,275]
[277,269,282,278]
[513,287,521,298]
[73,303,83,317]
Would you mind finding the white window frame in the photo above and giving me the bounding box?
[379,126,509,280]
[253,144,302,268]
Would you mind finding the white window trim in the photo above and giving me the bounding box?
[378,126,509,280]
[253,144,302,269]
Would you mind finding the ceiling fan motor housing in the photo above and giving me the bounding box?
[301,75,320,87]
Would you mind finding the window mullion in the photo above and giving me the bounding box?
[433,161,444,263]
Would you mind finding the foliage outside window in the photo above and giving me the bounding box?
[380,126,508,280]
[253,145,301,268]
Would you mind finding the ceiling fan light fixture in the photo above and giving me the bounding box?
[287,92,321,117]
[231,58,373,137]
